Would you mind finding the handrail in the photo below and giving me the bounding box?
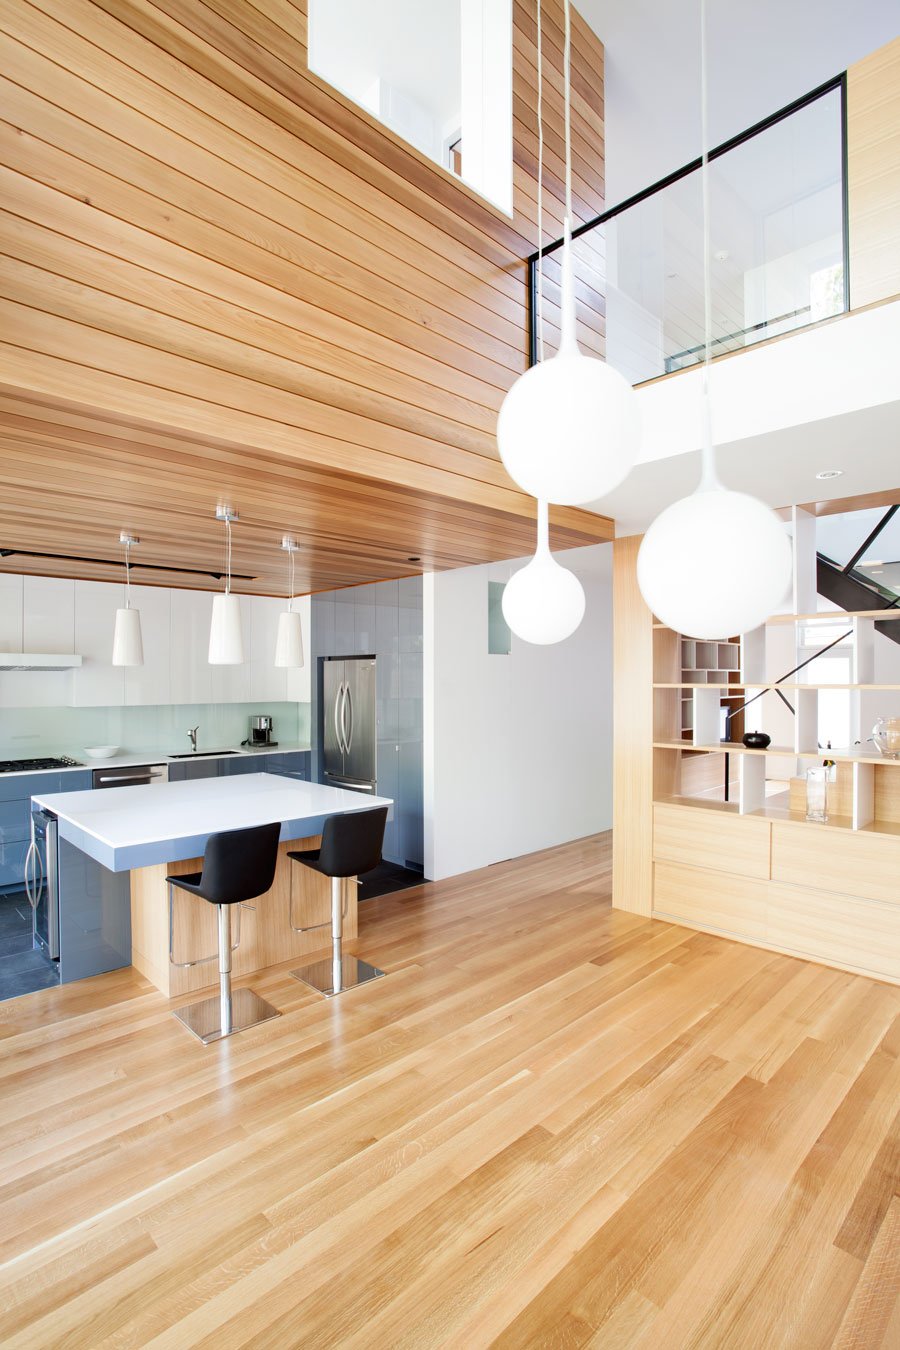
[527,72,848,368]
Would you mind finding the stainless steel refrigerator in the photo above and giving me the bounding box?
[323,656,377,792]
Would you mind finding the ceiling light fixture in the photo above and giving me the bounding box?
[502,500,585,645]
[496,0,639,506]
[815,469,844,480]
[636,0,792,640]
[111,532,144,667]
[208,506,244,665]
[274,536,304,669]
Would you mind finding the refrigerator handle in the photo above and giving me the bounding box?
[343,682,353,751]
[334,681,345,754]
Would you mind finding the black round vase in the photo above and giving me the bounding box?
[742,731,771,749]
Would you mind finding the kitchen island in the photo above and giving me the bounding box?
[33,774,393,997]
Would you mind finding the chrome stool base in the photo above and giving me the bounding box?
[173,987,281,1044]
[291,955,385,998]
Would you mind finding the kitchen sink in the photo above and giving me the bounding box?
[167,750,244,758]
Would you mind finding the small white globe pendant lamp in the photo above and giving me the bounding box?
[502,500,585,645]
[111,531,144,666]
[636,0,791,640]
[496,0,639,506]
[274,536,305,668]
[208,506,245,665]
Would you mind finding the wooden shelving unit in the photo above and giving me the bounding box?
[614,512,900,987]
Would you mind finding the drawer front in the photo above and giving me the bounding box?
[768,880,900,983]
[653,861,768,944]
[653,803,771,880]
[0,798,31,844]
[771,823,900,906]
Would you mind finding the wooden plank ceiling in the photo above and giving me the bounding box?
[0,0,612,596]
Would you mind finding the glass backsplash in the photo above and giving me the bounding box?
[0,702,311,759]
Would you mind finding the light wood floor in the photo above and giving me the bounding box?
[0,834,898,1348]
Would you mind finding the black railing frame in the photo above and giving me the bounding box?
[527,73,849,369]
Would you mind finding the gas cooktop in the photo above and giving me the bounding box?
[0,756,83,774]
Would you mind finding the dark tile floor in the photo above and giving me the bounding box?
[358,861,425,902]
[0,891,59,1001]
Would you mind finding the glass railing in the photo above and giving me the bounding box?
[530,76,848,384]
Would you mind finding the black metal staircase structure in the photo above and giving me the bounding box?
[816,504,900,644]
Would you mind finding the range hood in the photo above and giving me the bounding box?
[0,653,83,671]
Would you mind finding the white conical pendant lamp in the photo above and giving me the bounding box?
[637,0,791,639]
[111,532,144,666]
[274,536,304,668]
[497,0,639,506]
[208,506,244,664]
[502,500,585,645]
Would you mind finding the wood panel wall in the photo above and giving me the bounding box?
[0,0,612,594]
[848,36,900,311]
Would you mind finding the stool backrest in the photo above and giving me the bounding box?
[199,821,282,904]
[318,806,388,879]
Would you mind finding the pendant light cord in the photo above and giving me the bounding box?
[698,0,718,491]
[124,537,132,610]
[224,515,232,595]
[288,547,295,613]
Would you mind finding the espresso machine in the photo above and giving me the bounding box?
[244,715,276,747]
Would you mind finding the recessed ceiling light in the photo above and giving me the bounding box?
[815,469,844,480]
[407,556,421,563]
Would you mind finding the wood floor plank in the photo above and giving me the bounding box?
[0,833,897,1346]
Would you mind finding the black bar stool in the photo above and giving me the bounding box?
[288,805,388,997]
[167,821,282,1044]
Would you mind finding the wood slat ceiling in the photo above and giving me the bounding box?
[0,0,612,595]
[0,389,613,596]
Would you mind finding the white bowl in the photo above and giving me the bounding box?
[83,745,120,759]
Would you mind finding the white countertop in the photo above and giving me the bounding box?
[0,744,311,778]
[33,773,391,872]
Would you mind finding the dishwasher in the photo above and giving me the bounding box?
[92,763,169,789]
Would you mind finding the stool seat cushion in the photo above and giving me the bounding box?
[166,871,203,894]
[164,821,282,905]
[287,847,322,874]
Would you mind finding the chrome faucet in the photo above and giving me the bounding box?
[188,725,199,753]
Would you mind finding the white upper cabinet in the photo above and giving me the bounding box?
[0,574,23,651]
[24,577,75,652]
[249,596,288,703]
[73,581,126,707]
[169,589,214,705]
[124,585,171,707]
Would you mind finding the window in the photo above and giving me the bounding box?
[308,0,512,215]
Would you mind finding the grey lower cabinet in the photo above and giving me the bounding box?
[0,769,92,894]
[167,751,310,783]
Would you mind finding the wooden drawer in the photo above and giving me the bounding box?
[653,862,768,944]
[771,822,900,905]
[768,881,900,984]
[653,803,771,879]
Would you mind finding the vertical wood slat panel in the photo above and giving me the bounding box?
[848,36,900,310]
[612,535,654,916]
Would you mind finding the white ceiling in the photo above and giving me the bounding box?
[577,0,899,205]
[597,399,900,535]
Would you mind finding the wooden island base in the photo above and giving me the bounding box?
[130,836,358,997]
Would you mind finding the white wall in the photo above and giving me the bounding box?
[423,543,613,880]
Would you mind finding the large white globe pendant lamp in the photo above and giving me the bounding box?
[274,536,305,668]
[637,401,792,639]
[502,500,585,645]
[636,0,791,639]
[111,531,144,666]
[497,0,639,506]
[208,506,245,665]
